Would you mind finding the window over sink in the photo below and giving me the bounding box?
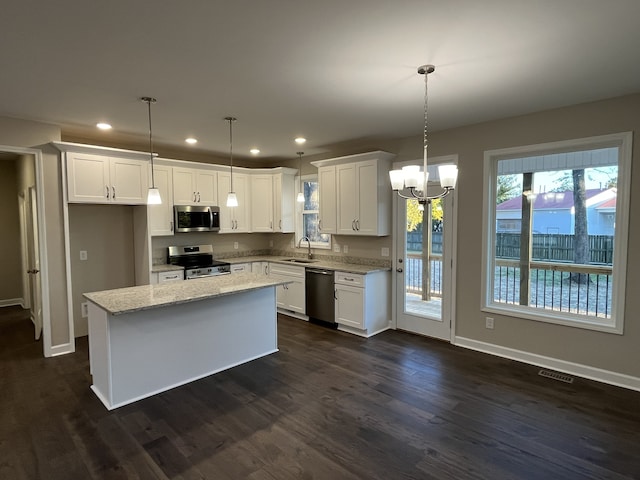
[297,174,331,249]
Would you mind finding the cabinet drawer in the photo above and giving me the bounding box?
[158,271,184,283]
[335,271,364,287]
[269,263,305,278]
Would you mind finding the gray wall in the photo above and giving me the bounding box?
[69,204,136,336]
[425,93,640,378]
[0,160,22,302]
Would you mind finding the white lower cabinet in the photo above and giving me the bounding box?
[252,262,269,275]
[334,270,391,337]
[269,263,305,314]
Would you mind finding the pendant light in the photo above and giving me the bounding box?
[388,65,458,204]
[141,96,162,205]
[225,116,238,207]
[296,151,305,203]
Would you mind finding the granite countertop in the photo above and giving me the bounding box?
[151,264,184,273]
[84,273,289,316]
[217,255,391,275]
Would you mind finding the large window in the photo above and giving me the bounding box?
[298,175,330,248]
[482,133,632,333]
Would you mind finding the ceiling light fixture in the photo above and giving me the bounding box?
[225,116,238,208]
[296,151,305,203]
[294,137,306,145]
[389,65,458,205]
[185,137,198,144]
[141,97,162,205]
[250,148,260,155]
[96,122,112,130]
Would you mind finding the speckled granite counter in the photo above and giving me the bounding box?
[217,255,391,275]
[151,264,184,274]
[84,273,288,315]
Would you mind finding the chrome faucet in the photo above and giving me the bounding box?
[298,236,312,259]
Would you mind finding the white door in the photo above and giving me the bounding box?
[395,193,455,340]
[28,186,43,340]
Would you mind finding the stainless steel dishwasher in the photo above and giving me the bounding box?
[305,268,336,326]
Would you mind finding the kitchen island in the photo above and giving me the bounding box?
[84,273,287,410]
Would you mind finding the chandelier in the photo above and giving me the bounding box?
[389,65,458,204]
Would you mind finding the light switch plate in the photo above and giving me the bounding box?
[343,245,349,254]
[80,250,88,261]
[381,247,390,257]
[333,244,340,253]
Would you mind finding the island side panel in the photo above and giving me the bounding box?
[87,302,113,408]
[106,286,277,409]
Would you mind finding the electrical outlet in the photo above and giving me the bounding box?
[81,302,88,318]
[233,242,239,250]
[485,317,494,329]
[343,245,349,254]
[80,250,88,261]
[269,240,274,247]
[381,247,390,257]
[333,244,340,253]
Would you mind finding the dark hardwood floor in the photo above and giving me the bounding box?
[1,305,639,479]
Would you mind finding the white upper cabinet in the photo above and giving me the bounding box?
[218,170,250,233]
[172,167,217,205]
[250,174,274,232]
[148,164,174,236]
[66,151,148,204]
[313,151,394,236]
[317,165,337,234]
[249,169,297,233]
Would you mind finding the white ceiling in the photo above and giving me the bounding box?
[2,0,640,160]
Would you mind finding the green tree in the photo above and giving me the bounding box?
[497,174,521,203]
[406,198,442,232]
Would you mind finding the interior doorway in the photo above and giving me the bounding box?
[0,146,50,355]
[392,157,457,341]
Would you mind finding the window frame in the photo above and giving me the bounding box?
[296,173,331,250]
[481,132,632,334]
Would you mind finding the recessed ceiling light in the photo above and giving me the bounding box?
[250,148,260,155]
[96,122,112,130]
[185,137,198,144]
[294,137,306,144]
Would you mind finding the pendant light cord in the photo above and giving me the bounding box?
[147,100,155,188]
[225,117,236,191]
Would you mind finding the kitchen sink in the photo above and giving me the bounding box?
[283,258,318,264]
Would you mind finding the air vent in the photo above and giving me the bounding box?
[538,369,574,384]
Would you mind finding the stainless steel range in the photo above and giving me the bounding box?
[167,245,231,279]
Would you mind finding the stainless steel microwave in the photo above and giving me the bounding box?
[174,205,220,233]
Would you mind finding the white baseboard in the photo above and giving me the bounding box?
[454,336,640,392]
[47,342,75,357]
[0,298,24,308]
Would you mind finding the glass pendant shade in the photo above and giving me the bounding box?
[226,192,238,207]
[438,164,459,188]
[402,165,421,188]
[389,170,404,190]
[147,187,162,205]
[296,191,305,203]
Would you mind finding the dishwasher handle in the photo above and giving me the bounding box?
[306,269,333,275]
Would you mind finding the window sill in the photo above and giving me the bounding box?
[481,303,622,335]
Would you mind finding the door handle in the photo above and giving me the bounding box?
[396,268,403,273]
